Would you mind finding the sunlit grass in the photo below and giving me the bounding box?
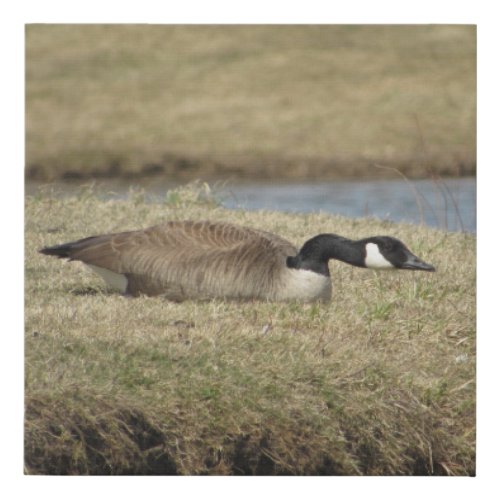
[24,184,475,475]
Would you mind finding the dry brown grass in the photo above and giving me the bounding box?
[25,184,475,475]
[26,25,476,182]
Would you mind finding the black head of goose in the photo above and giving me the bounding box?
[287,234,435,276]
[40,220,435,302]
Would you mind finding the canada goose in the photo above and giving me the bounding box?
[39,220,435,302]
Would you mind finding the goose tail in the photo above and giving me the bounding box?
[39,242,75,259]
[39,235,101,260]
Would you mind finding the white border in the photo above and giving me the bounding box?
[4,2,498,499]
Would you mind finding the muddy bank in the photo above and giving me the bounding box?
[26,151,475,183]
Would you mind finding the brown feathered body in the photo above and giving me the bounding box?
[40,221,332,302]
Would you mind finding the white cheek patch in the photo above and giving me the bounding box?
[364,243,395,269]
[86,264,128,293]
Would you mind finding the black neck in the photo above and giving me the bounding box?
[286,234,365,276]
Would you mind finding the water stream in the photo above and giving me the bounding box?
[26,177,476,233]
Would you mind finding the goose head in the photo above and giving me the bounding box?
[359,236,435,271]
[288,234,435,275]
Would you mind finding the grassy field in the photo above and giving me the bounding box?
[24,183,476,475]
[26,25,476,182]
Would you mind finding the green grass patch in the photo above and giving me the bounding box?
[25,185,475,475]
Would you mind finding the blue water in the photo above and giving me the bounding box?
[222,178,476,233]
[26,177,476,233]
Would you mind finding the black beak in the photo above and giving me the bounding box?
[401,253,436,272]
